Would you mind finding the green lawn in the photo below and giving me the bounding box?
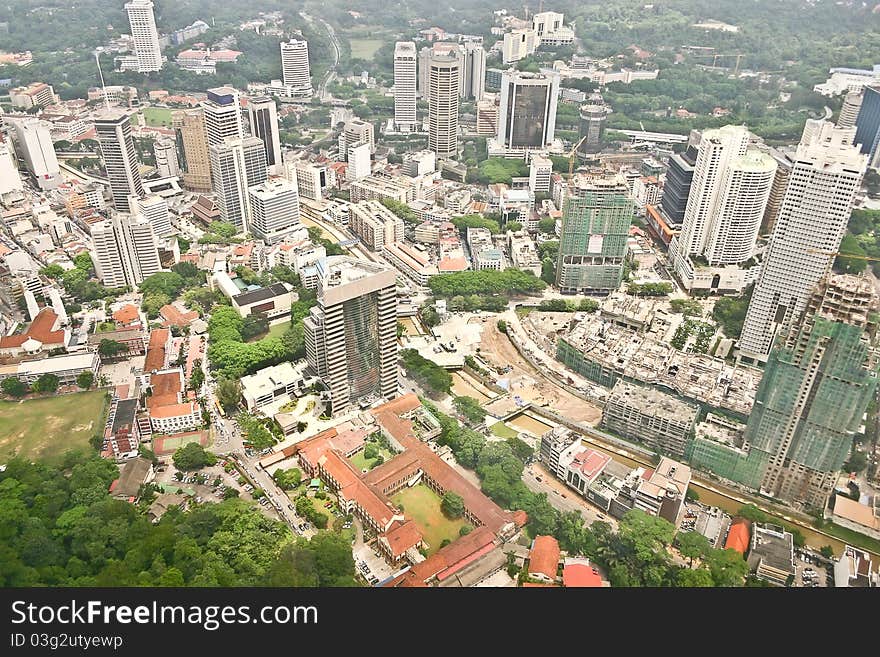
[392,484,469,555]
[349,39,384,60]
[349,445,393,472]
[815,520,880,556]
[490,421,519,439]
[266,320,291,340]
[143,106,173,127]
[0,391,108,464]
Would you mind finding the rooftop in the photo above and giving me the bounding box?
[607,380,700,423]
[233,282,291,307]
[528,535,561,581]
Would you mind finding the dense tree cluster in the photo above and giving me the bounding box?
[453,395,487,425]
[400,349,452,398]
[451,214,502,234]
[537,299,599,312]
[172,443,217,471]
[428,269,546,298]
[712,286,753,339]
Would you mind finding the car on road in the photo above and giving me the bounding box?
[535,476,542,482]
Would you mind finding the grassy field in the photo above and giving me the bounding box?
[392,484,469,554]
[350,39,384,60]
[266,320,291,340]
[143,106,174,127]
[349,445,394,472]
[489,421,519,439]
[0,391,108,464]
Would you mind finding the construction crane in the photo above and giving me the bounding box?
[568,136,587,176]
[806,248,880,262]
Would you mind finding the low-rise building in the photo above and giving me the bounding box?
[350,174,414,204]
[240,361,314,412]
[829,495,880,541]
[348,200,404,251]
[507,230,541,277]
[527,535,560,583]
[747,523,795,586]
[146,368,201,434]
[0,351,99,386]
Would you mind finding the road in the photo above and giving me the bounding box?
[301,12,340,101]
[523,462,618,529]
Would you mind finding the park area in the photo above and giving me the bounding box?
[391,483,469,554]
[142,106,174,127]
[0,390,108,464]
[349,38,384,60]
[153,430,210,456]
[349,443,394,472]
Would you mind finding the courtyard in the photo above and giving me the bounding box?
[392,483,470,555]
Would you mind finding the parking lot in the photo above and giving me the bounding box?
[354,544,394,585]
[794,548,832,588]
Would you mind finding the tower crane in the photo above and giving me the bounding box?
[568,136,587,176]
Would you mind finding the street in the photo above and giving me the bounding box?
[523,461,618,529]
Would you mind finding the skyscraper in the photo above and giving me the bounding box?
[303,256,398,414]
[669,125,776,292]
[393,41,418,132]
[496,70,559,152]
[739,120,868,361]
[208,137,267,232]
[660,147,698,227]
[7,117,60,190]
[577,94,607,156]
[152,138,180,178]
[247,178,301,244]
[337,119,375,157]
[555,174,633,294]
[853,85,880,167]
[91,212,162,288]
[202,87,244,147]
[459,41,486,100]
[838,90,863,129]
[0,141,23,195]
[94,111,143,213]
[426,44,461,160]
[124,0,162,73]
[745,274,879,508]
[130,193,172,238]
[172,108,212,193]
[247,96,282,174]
[345,141,372,181]
[280,39,313,97]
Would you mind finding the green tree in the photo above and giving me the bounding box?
[76,371,95,390]
[441,491,465,518]
[704,548,749,587]
[216,378,241,413]
[835,234,868,274]
[240,313,269,341]
[820,545,835,559]
[676,531,711,566]
[676,567,715,587]
[172,443,217,471]
[32,373,59,394]
[453,396,487,424]
[1,377,28,397]
[98,339,128,359]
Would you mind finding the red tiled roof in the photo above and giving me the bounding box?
[522,582,555,587]
[405,526,497,585]
[144,329,169,372]
[0,308,64,349]
[149,402,196,419]
[147,370,181,409]
[724,519,751,555]
[160,304,199,328]
[569,449,610,481]
[113,304,140,325]
[438,256,468,272]
[382,519,423,557]
[528,535,560,581]
[562,564,602,588]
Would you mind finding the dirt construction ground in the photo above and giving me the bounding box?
[477,318,602,425]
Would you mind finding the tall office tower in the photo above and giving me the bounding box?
[247,96,282,174]
[152,138,179,178]
[760,149,794,236]
[426,44,461,160]
[838,90,863,129]
[94,111,143,212]
[555,174,634,294]
[90,212,162,288]
[854,85,880,167]
[669,125,776,289]
[303,256,398,414]
[346,141,371,182]
[247,178,301,244]
[393,41,418,131]
[7,118,60,190]
[740,120,868,361]
[744,275,879,508]
[532,11,564,37]
[280,39,313,96]
[417,46,430,100]
[502,29,539,64]
[660,133,701,226]
[209,137,268,232]
[172,109,212,193]
[291,160,331,200]
[496,70,559,151]
[202,87,244,146]
[125,0,162,72]
[338,119,375,159]
[459,41,486,100]
[130,193,172,238]
[577,93,607,156]
[476,98,499,136]
[0,141,23,194]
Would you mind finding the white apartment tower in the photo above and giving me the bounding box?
[427,44,461,160]
[247,178,301,244]
[303,256,398,414]
[91,213,162,288]
[93,110,143,213]
[670,125,776,287]
[739,120,869,360]
[280,39,313,97]
[393,41,418,132]
[460,41,486,101]
[124,0,163,73]
[247,96,283,174]
[202,87,244,147]
[209,137,268,233]
[0,141,23,195]
[346,141,372,182]
[130,193,173,238]
[153,138,180,178]
[8,118,60,190]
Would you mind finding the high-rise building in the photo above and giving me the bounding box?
[93,111,143,212]
[393,42,418,132]
[532,11,565,37]
[854,85,880,167]
[760,149,794,236]
[669,125,776,292]
[280,39,313,97]
[502,29,538,64]
[124,0,162,73]
[529,155,553,194]
[91,212,162,288]
[130,193,172,238]
[426,44,461,160]
[459,41,486,100]
[247,96,282,174]
[660,135,700,226]
[202,87,244,147]
[247,178,301,244]
[346,141,372,182]
[745,275,879,508]
[7,118,60,190]
[838,90,863,129]
[476,98,499,136]
[0,141,23,195]
[740,120,868,360]
[172,109,212,193]
[556,174,633,294]
[289,160,331,200]
[152,138,179,178]
[577,94,607,156]
[209,137,268,232]
[496,70,559,152]
[348,200,404,251]
[303,256,398,413]
[337,119,375,158]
